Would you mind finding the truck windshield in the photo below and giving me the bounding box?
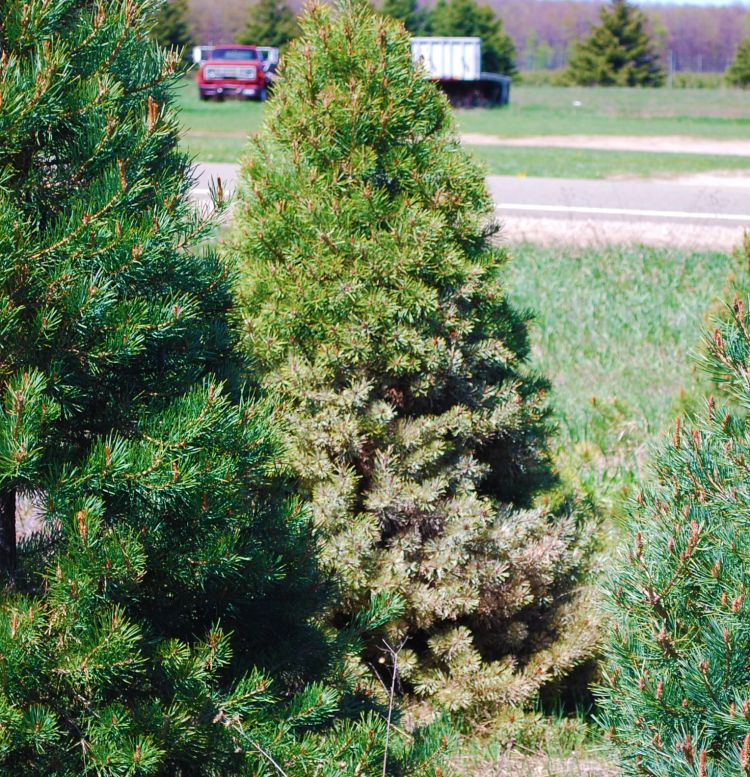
[211,48,258,61]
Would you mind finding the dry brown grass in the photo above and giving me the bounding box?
[455,749,619,777]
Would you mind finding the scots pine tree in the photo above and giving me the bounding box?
[234,0,597,715]
[727,39,750,88]
[566,0,664,87]
[598,241,750,775]
[0,0,451,773]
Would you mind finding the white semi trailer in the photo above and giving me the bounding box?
[411,37,511,107]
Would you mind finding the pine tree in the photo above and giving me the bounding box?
[233,0,597,715]
[427,0,517,75]
[727,39,750,88]
[566,0,664,87]
[381,0,429,36]
[598,241,750,775]
[0,0,452,772]
[240,0,299,50]
[152,0,193,51]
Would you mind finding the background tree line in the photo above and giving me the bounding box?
[173,0,750,75]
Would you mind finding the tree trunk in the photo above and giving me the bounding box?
[0,488,16,580]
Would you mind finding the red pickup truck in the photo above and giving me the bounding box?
[197,45,268,101]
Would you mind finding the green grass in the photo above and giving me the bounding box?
[505,242,741,514]
[470,145,750,179]
[456,85,750,139]
[175,76,263,162]
[176,77,750,177]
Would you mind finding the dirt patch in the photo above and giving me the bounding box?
[456,751,619,777]
[498,216,745,251]
[461,134,750,157]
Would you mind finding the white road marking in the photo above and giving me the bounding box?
[495,203,750,222]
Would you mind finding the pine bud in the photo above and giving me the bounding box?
[699,751,707,777]
[673,416,682,447]
[733,594,744,613]
[656,680,663,700]
[147,95,158,132]
[741,733,750,771]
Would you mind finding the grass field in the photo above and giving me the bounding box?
[455,85,750,139]
[505,242,740,514]
[471,145,750,179]
[453,241,744,776]
[176,79,750,178]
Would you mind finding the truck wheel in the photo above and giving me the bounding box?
[199,93,208,101]
[258,88,268,102]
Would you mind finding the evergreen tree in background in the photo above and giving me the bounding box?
[428,0,517,75]
[727,39,750,88]
[240,0,299,49]
[598,242,750,775]
[0,0,451,772]
[152,0,193,51]
[381,0,429,36]
[234,0,597,715]
[566,0,664,86]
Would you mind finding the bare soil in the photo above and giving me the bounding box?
[497,216,745,251]
[457,750,620,777]
[461,134,750,157]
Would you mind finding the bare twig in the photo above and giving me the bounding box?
[381,637,408,777]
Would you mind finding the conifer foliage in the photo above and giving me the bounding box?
[0,0,450,773]
[234,0,596,714]
[240,0,299,51]
[727,39,750,88]
[428,0,516,75]
[598,243,750,775]
[152,0,193,51]
[566,0,664,87]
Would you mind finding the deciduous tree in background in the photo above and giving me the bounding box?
[598,242,750,776]
[234,0,597,716]
[727,38,750,87]
[0,0,451,772]
[428,0,517,75]
[240,0,300,49]
[566,0,664,86]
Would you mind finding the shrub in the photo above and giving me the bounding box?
[0,0,451,772]
[598,240,750,775]
[234,0,598,716]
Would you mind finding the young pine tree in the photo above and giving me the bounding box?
[234,0,597,715]
[727,39,750,88]
[566,0,664,87]
[598,241,750,776]
[0,0,451,772]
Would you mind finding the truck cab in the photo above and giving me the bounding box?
[197,45,268,101]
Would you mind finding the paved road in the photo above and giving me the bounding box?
[193,163,750,249]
